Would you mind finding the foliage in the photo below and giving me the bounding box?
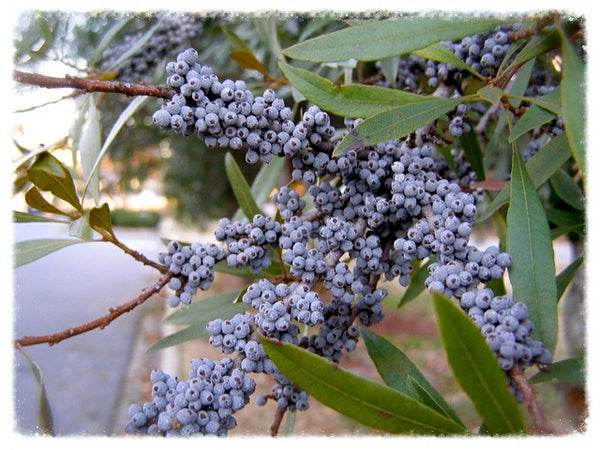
[11,10,586,437]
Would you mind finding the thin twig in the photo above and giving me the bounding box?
[107,236,168,273]
[509,365,555,434]
[269,405,287,437]
[13,271,172,348]
[13,70,175,99]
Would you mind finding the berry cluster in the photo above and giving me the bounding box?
[100,14,202,82]
[159,240,225,307]
[125,358,255,436]
[152,49,335,164]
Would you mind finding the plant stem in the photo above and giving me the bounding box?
[510,365,555,434]
[13,271,172,347]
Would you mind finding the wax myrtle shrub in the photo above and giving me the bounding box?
[12,11,587,437]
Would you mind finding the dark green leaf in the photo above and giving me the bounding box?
[476,133,571,222]
[283,16,506,62]
[89,203,116,240]
[397,258,433,308]
[279,62,432,119]
[213,258,283,279]
[478,86,504,105]
[458,125,486,182]
[27,152,82,213]
[333,96,468,156]
[509,87,561,143]
[500,27,560,78]
[505,58,536,108]
[529,357,585,385]
[361,328,463,426]
[550,168,585,211]
[224,152,262,221]
[164,291,245,325]
[507,148,558,352]
[260,336,467,435]
[556,254,584,302]
[413,43,482,79]
[16,347,54,435]
[25,187,72,217]
[559,26,586,178]
[14,238,83,268]
[432,292,525,435]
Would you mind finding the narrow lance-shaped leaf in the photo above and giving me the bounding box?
[333,96,468,156]
[549,168,585,211]
[509,86,561,143]
[224,152,262,221]
[432,292,525,435]
[396,258,433,308]
[556,253,584,302]
[279,62,433,119]
[558,25,586,179]
[77,95,102,204]
[13,211,69,224]
[529,356,585,385]
[14,238,84,268]
[506,147,558,352]
[361,328,464,426]
[413,43,483,79]
[230,49,272,79]
[25,187,73,217]
[260,336,468,435]
[283,16,506,62]
[27,152,82,214]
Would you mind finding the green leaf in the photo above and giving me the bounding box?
[219,25,250,52]
[77,96,102,204]
[476,133,571,222]
[556,254,584,302]
[89,17,132,68]
[82,96,150,200]
[279,62,432,119]
[12,211,68,224]
[25,187,72,217]
[478,86,504,105]
[333,96,468,156]
[164,291,245,325]
[232,156,285,222]
[14,238,83,268]
[260,336,468,435]
[458,125,486,182]
[69,210,93,240]
[396,258,432,308]
[361,328,463,426]
[505,58,536,108]
[509,87,561,143]
[506,148,558,352]
[16,347,54,435]
[549,168,585,211]
[529,356,585,385]
[413,43,482,79]
[213,258,283,279]
[283,16,506,62]
[499,27,560,78]
[224,152,262,221]
[89,203,116,240]
[559,26,586,179]
[149,294,248,352]
[27,152,82,213]
[432,292,525,435]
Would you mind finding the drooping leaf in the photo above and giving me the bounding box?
[432,292,525,435]
[12,211,69,224]
[230,49,271,79]
[283,16,506,62]
[27,152,82,213]
[333,96,468,156]
[529,356,585,385]
[224,152,262,221]
[279,62,432,119]
[77,95,102,204]
[549,168,585,211]
[396,258,433,308]
[556,254,584,302]
[509,87,561,143]
[24,187,72,217]
[16,346,54,435]
[82,96,150,200]
[506,147,558,352]
[361,328,463,426]
[559,26,586,179]
[260,336,468,435]
[13,238,84,268]
[476,133,571,222]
